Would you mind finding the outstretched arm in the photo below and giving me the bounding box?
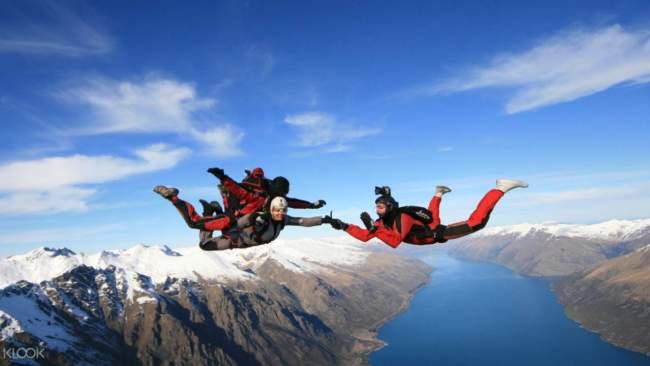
[286,215,323,227]
[372,226,402,248]
[344,224,376,242]
[287,197,327,209]
[208,167,261,202]
[322,216,376,242]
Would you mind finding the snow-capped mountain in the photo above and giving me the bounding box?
[0,237,430,366]
[449,218,650,277]
[0,237,370,288]
[473,218,650,242]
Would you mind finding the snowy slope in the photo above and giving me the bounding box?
[0,247,87,288]
[473,218,650,241]
[0,286,79,351]
[0,236,371,356]
[0,236,370,289]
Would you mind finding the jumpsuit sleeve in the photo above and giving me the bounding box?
[344,224,376,242]
[223,176,266,214]
[222,176,260,202]
[373,215,413,248]
[285,216,322,227]
[236,214,254,229]
[286,197,316,209]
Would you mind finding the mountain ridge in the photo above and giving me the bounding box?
[0,237,431,366]
[449,218,650,276]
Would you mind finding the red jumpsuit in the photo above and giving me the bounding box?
[220,175,315,216]
[168,176,319,232]
[170,196,233,231]
[345,189,504,248]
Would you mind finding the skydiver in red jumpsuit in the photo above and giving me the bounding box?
[153,167,327,244]
[325,179,528,248]
[196,167,325,219]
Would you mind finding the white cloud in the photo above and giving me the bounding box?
[0,144,190,216]
[437,146,453,152]
[284,112,381,152]
[0,187,96,215]
[189,125,244,158]
[59,76,244,157]
[0,2,113,57]
[61,77,213,134]
[0,143,189,191]
[430,24,650,114]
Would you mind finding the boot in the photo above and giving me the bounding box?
[210,201,224,215]
[153,185,179,199]
[199,199,224,216]
[435,185,452,197]
[496,179,529,193]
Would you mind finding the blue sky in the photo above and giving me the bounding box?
[1,0,649,255]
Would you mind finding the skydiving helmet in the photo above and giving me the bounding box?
[269,176,290,196]
[374,185,399,216]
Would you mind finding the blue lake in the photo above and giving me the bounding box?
[371,248,650,366]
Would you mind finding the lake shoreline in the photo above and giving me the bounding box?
[370,250,650,365]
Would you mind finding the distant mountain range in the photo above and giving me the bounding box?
[0,238,431,366]
[448,218,650,356]
[450,219,650,277]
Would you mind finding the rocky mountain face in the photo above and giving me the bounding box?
[0,238,431,366]
[448,219,650,277]
[554,245,650,356]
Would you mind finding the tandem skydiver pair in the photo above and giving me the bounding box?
[154,167,327,250]
[154,166,528,250]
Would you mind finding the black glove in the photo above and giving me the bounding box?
[249,212,267,227]
[207,167,225,179]
[360,212,377,233]
[312,200,327,209]
[323,216,348,230]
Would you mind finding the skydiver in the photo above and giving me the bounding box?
[325,179,528,248]
[206,167,326,216]
[153,186,326,250]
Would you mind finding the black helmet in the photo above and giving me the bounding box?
[375,195,398,210]
[374,185,398,216]
[269,176,290,196]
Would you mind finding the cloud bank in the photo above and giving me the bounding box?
[429,24,650,113]
[0,144,189,215]
[59,76,245,157]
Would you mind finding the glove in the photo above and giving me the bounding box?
[360,212,377,233]
[323,216,348,230]
[312,200,327,209]
[331,218,348,231]
[207,167,225,179]
[255,215,267,225]
[249,213,267,227]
